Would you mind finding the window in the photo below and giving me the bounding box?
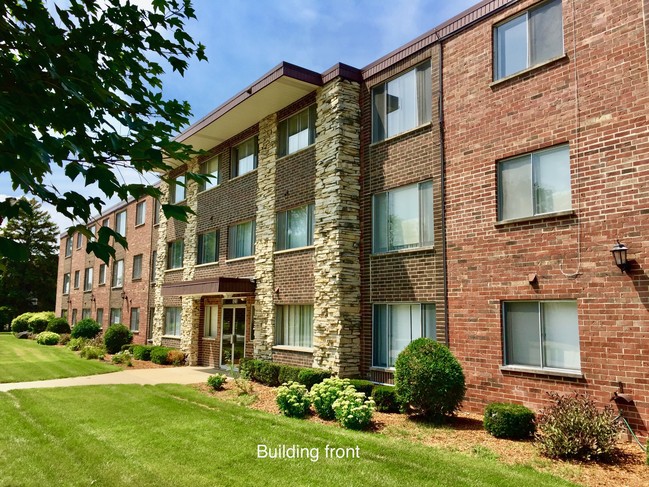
[231,136,258,178]
[88,225,95,242]
[82,308,91,319]
[65,237,73,257]
[111,259,124,287]
[372,61,431,142]
[71,309,78,325]
[278,105,316,156]
[83,267,93,292]
[228,220,255,259]
[61,309,68,320]
[494,0,563,80]
[154,199,161,225]
[135,200,146,226]
[167,240,184,269]
[96,308,104,325]
[170,174,186,203]
[98,264,106,285]
[276,204,314,250]
[498,145,570,221]
[73,270,80,289]
[151,251,157,280]
[199,156,220,192]
[373,180,433,253]
[132,254,143,280]
[130,307,140,332]
[373,303,436,368]
[148,307,155,340]
[115,210,126,236]
[102,218,109,227]
[197,231,219,264]
[204,305,217,338]
[250,305,255,341]
[63,273,70,294]
[275,305,313,348]
[110,308,122,325]
[164,307,182,336]
[503,301,580,371]
[76,232,83,249]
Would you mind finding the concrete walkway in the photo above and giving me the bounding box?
[0,366,221,392]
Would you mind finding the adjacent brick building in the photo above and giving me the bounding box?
[55,0,649,435]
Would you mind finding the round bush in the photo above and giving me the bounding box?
[36,331,60,346]
[132,345,153,361]
[332,386,375,430]
[394,338,466,420]
[372,385,401,413]
[28,312,55,334]
[277,382,311,418]
[167,349,185,366]
[484,402,535,439]
[207,374,228,390]
[103,323,132,354]
[310,377,350,420]
[150,346,172,365]
[71,318,102,339]
[11,312,33,334]
[47,317,71,334]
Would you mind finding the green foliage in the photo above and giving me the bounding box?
[111,351,132,366]
[394,338,466,420]
[47,317,71,334]
[25,311,55,334]
[372,385,401,413]
[207,374,227,390]
[333,386,375,430]
[103,323,132,354]
[278,365,301,385]
[132,345,154,361]
[484,403,535,439]
[167,349,185,366]
[0,306,15,332]
[535,392,621,460]
[310,378,351,420]
[239,359,331,390]
[80,346,105,360]
[11,312,32,333]
[67,337,87,351]
[150,347,173,365]
[257,361,281,387]
[348,379,374,397]
[71,319,102,339]
[276,382,311,419]
[58,334,71,346]
[296,368,331,390]
[36,331,60,345]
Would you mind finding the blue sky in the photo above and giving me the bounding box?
[0,0,478,235]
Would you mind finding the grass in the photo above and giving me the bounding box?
[0,333,118,383]
[0,384,576,487]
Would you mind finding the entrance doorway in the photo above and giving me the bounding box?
[221,305,246,366]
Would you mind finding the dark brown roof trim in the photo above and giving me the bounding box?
[321,63,363,84]
[362,0,520,78]
[161,276,256,296]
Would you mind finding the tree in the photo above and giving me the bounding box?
[0,198,59,316]
[0,0,208,263]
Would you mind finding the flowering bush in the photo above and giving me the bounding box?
[310,377,350,420]
[276,382,311,418]
[207,373,228,390]
[36,331,60,345]
[111,350,133,366]
[333,386,375,430]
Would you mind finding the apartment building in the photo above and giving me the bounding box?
[55,0,649,434]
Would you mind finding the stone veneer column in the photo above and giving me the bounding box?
[253,114,278,360]
[312,78,362,377]
[152,181,170,346]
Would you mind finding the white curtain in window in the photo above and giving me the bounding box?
[389,304,413,367]
[530,0,563,66]
[419,181,434,246]
[505,302,541,367]
[500,157,532,220]
[496,13,527,79]
[288,206,308,248]
[288,109,309,153]
[543,301,580,370]
[534,146,570,214]
[386,68,417,137]
[204,305,218,337]
[389,185,419,249]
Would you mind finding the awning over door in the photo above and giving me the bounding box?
[160,277,256,297]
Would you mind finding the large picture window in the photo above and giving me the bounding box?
[373,181,433,253]
[228,220,255,259]
[276,204,314,251]
[197,231,219,264]
[372,303,436,368]
[498,145,570,221]
[164,307,182,336]
[503,301,580,371]
[275,305,313,348]
[167,240,184,269]
[494,0,563,80]
[231,137,258,178]
[278,105,316,156]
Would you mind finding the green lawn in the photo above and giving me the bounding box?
[0,333,118,383]
[0,384,576,487]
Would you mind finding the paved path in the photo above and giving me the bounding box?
[0,366,221,392]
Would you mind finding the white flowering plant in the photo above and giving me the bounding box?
[276,381,311,418]
[310,377,351,420]
[332,386,375,430]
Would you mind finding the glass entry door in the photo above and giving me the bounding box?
[221,306,246,366]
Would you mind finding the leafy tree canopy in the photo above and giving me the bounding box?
[0,0,208,263]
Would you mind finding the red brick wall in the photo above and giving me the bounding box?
[443,0,649,434]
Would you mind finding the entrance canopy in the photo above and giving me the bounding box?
[161,277,256,297]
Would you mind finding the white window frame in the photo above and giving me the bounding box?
[199,156,220,192]
[170,174,186,204]
[111,259,124,288]
[228,220,256,259]
[115,210,127,237]
[164,307,182,336]
[275,304,313,348]
[276,204,314,251]
[167,240,184,269]
[135,200,146,226]
[231,136,258,178]
[197,231,219,265]
[83,267,93,292]
[278,105,316,157]
[204,305,218,338]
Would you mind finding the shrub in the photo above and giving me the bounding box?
[67,337,87,351]
[257,361,281,386]
[310,377,350,420]
[239,358,260,380]
[278,365,301,385]
[484,403,535,439]
[27,312,55,334]
[132,345,154,361]
[150,346,172,365]
[277,382,311,418]
[36,331,60,345]
[58,333,71,345]
[333,386,375,430]
[372,385,401,413]
[111,351,133,366]
[348,379,374,397]
[207,373,228,390]
[535,392,621,460]
[11,312,33,334]
[168,349,185,366]
[103,324,132,354]
[297,368,331,390]
[394,338,466,420]
[0,306,15,331]
[47,317,71,334]
[71,319,102,339]
[80,345,104,360]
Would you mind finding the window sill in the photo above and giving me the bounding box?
[98,283,106,287]
[165,267,184,273]
[274,245,315,256]
[198,184,220,196]
[495,209,575,228]
[228,169,257,183]
[134,223,145,228]
[272,345,314,353]
[130,331,139,334]
[65,255,72,259]
[490,54,569,87]
[500,365,583,379]
[276,144,315,162]
[371,245,435,258]
[202,336,217,341]
[370,366,395,372]
[225,256,254,263]
[83,290,92,294]
[195,261,219,269]
[132,278,142,282]
[369,121,433,147]
[111,286,123,290]
[161,335,181,340]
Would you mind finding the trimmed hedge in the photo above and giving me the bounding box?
[11,312,33,334]
[132,345,154,361]
[71,319,102,339]
[372,385,400,413]
[103,324,132,354]
[47,317,71,334]
[36,331,60,345]
[348,379,374,397]
[484,402,535,439]
[297,368,331,390]
[278,365,301,385]
[150,346,173,365]
[240,359,331,389]
[28,312,55,334]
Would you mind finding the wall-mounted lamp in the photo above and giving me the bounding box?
[90,294,96,304]
[610,240,630,273]
[120,291,128,301]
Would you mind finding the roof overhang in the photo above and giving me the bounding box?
[161,276,256,297]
